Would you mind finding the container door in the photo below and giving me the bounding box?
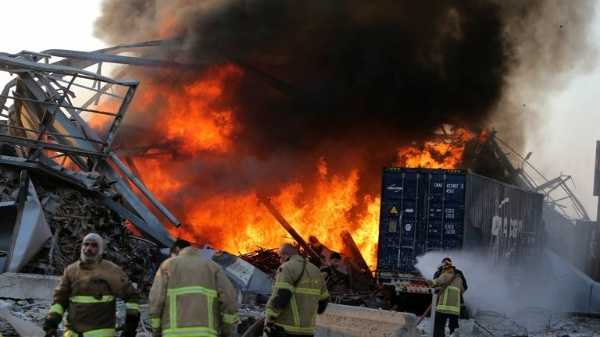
[377,169,405,276]
[425,172,445,252]
[424,172,465,253]
[398,170,424,273]
[442,173,465,250]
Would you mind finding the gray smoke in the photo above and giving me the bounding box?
[416,250,600,317]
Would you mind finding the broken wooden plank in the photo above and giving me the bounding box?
[257,195,322,263]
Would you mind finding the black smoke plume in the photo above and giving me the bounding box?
[94,0,596,236]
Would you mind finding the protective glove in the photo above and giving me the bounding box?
[43,312,62,337]
[121,312,140,337]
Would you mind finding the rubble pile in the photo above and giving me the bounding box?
[0,164,162,292]
[0,299,49,337]
[239,248,280,275]
[22,185,161,291]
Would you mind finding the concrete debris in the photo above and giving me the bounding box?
[0,300,47,337]
[316,304,417,337]
[236,303,418,337]
[0,273,58,301]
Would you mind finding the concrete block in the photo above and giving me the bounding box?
[0,273,59,300]
[316,304,417,337]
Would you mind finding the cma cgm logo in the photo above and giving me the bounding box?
[387,184,403,192]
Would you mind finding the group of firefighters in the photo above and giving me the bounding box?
[42,233,467,337]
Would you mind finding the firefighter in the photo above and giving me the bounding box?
[434,257,468,319]
[428,260,465,337]
[43,233,140,337]
[433,257,468,292]
[264,243,329,337]
[149,239,239,337]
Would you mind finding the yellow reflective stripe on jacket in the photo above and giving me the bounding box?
[436,285,461,315]
[295,288,322,296]
[163,326,218,337]
[70,295,115,303]
[49,303,64,316]
[125,302,140,311]
[222,312,238,324]
[167,286,217,298]
[273,282,294,290]
[167,286,218,331]
[65,328,116,337]
[273,279,321,334]
[437,304,460,315]
[444,286,460,306]
[83,328,117,337]
[206,294,214,330]
[274,322,316,334]
[290,295,301,327]
[151,317,161,329]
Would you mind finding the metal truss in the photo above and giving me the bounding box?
[0,44,185,247]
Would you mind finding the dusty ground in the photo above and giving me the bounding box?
[418,311,600,337]
[0,299,261,337]
[2,299,600,337]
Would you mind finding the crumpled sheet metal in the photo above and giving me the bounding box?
[199,247,273,296]
[6,181,52,272]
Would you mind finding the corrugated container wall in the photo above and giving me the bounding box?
[377,168,544,279]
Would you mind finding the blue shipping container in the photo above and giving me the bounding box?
[377,168,544,282]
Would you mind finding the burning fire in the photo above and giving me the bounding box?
[134,152,381,268]
[134,65,242,154]
[396,128,475,169]
[87,65,479,270]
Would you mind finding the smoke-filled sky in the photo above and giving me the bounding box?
[0,0,599,218]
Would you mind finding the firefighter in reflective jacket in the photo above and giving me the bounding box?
[265,244,329,337]
[149,239,239,337]
[43,233,140,337]
[429,262,465,337]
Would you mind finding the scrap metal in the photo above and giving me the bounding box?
[0,47,181,260]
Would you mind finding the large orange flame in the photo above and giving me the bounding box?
[87,65,478,270]
[132,65,241,154]
[133,153,381,267]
